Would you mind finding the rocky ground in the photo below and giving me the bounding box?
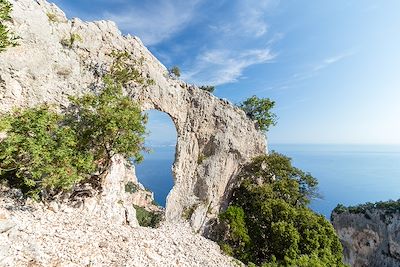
[0,189,241,267]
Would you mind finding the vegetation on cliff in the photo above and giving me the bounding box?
[216,152,346,266]
[333,200,400,216]
[0,0,18,52]
[239,96,277,132]
[0,50,150,199]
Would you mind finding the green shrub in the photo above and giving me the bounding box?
[106,51,155,87]
[0,51,149,199]
[199,85,215,93]
[238,96,277,132]
[65,80,147,173]
[217,152,346,266]
[124,181,138,193]
[61,33,82,48]
[0,105,95,199]
[134,205,163,228]
[169,66,181,78]
[333,200,400,217]
[46,12,58,23]
[0,0,19,52]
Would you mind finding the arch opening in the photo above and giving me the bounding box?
[134,109,177,208]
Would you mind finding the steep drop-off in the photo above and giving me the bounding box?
[332,204,400,267]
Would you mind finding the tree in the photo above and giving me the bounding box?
[239,96,277,132]
[0,50,150,199]
[0,0,18,52]
[199,85,215,93]
[66,78,147,174]
[169,66,181,78]
[0,105,95,199]
[217,152,345,266]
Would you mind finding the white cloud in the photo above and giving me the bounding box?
[182,48,275,85]
[314,51,355,71]
[209,0,275,38]
[104,0,202,45]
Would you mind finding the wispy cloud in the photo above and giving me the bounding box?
[254,50,356,93]
[182,48,275,85]
[104,0,202,45]
[181,0,280,85]
[100,0,280,85]
[313,51,355,71]
[209,0,276,38]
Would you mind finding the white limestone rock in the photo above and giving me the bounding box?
[0,0,266,233]
[332,208,400,267]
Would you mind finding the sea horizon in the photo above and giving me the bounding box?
[135,143,400,218]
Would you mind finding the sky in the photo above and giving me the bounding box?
[51,0,400,145]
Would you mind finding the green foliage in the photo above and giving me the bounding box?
[134,205,163,228]
[333,200,400,216]
[0,105,95,199]
[182,205,196,220]
[217,153,345,266]
[199,85,215,93]
[0,0,19,52]
[46,12,58,23]
[236,152,319,206]
[61,33,82,48]
[239,96,277,132]
[197,153,206,164]
[124,181,138,193]
[66,79,147,172]
[106,50,155,87]
[169,66,181,78]
[0,51,149,199]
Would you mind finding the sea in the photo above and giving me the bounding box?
[135,144,400,218]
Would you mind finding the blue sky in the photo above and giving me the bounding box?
[52,0,400,145]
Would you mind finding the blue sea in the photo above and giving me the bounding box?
[135,144,400,217]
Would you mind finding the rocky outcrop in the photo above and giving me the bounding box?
[0,189,242,267]
[0,0,266,232]
[332,206,400,267]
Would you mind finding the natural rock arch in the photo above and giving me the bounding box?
[0,0,266,232]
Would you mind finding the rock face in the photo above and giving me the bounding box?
[332,209,400,267]
[0,0,266,232]
[0,188,242,267]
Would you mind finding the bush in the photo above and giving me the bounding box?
[46,12,58,23]
[333,200,400,217]
[0,0,18,52]
[0,51,149,199]
[61,33,82,48]
[239,96,277,132]
[199,85,215,93]
[107,51,155,87]
[66,78,147,173]
[169,66,181,78]
[134,205,163,228]
[217,153,345,266]
[0,105,95,199]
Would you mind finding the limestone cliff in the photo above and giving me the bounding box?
[0,0,266,233]
[332,203,400,267]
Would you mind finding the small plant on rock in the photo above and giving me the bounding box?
[46,12,59,23]
[61,33,82,48]
[134,205,163,228]
[0,0,19,52]
[199,85,215,93]
[169,66,181,79]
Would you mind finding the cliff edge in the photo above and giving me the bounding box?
[332,202,400,267]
